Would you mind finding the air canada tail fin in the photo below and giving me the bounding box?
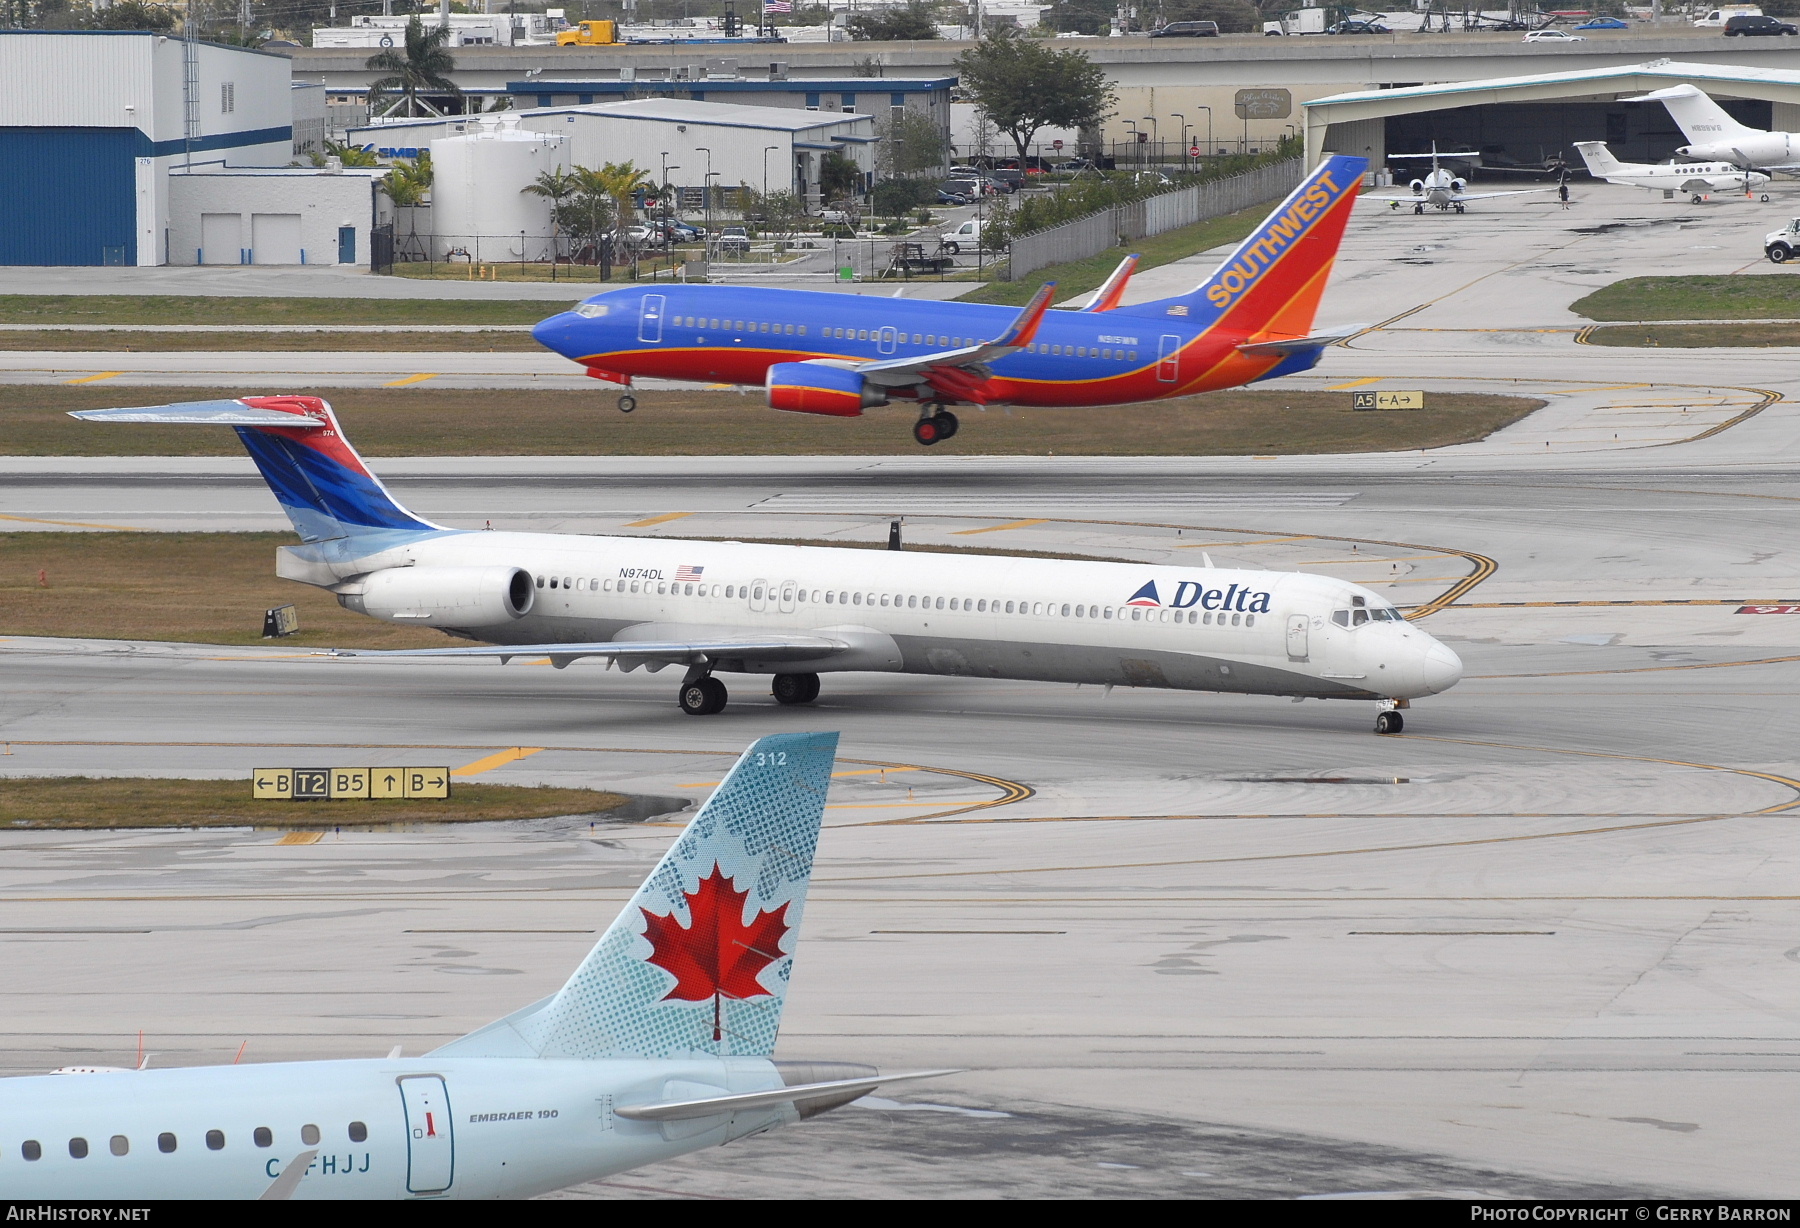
[1573,141,1624,177]
[1626,84,1756,143]
[434,732,838,1062]
[1114,154,1366,344]
[70,397,439,545]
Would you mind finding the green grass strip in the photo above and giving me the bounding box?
[1570,276,1800,322]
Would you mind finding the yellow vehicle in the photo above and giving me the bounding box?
[556,19,619,45]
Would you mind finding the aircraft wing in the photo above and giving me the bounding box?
[1079,254,1140,312]
[333,633,848,671]
[851,281,1056,397]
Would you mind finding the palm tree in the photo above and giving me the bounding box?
[380,151,433,207]
[524,167,582,260]
[592,162,652,228]
[365,17,461,120]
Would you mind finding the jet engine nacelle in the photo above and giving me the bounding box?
[765,361,890,417]
[340,565,536,627]
[1409,178,1426,195]
[1680,133,1793,166]
[1451,177,1467,193]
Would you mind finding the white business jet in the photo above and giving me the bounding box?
[1573,140,1772,202]
[1371,143,1554,213]
[0,731,957,1199]
[1626,83,1800,171]
[72,397,1463,735]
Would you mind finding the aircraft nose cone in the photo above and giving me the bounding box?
[532,312,578,356]
[1422,641,1463,695]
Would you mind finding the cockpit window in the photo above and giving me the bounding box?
[1334,606,1404,628]
[574,303,609,318]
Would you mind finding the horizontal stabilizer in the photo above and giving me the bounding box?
[70,401,326,427]
[615,1069,960,1121]
[1235,323,1366,357]
[335,634,848,670]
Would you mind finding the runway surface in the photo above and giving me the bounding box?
[2,183,1797,1199]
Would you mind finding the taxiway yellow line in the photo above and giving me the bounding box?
[64,371,123,384]
[624,512,693,528]
[1326,376,1384,390]
[451,747,544,777]
[384,372,437,387]
[0,513,147,531]
[952,519,1048,536]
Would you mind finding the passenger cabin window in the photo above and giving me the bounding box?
[110,1135,128,1156]
[302,1124,321,1145]
[69,1137,88,1159]
[21,1140,41,1161]
[254,1127,273,1147]
[206,1130,224,1150]
[349,1121,369,1143]
[158,1133,176,1153]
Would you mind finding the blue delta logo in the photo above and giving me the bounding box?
[1126,579,1273,615]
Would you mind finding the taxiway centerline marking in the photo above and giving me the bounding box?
[1326,377,1384,390]
[0,513,147,531]
[952,519,1049,536]
[451,747,545,777]
[623,512,693,527]
[64,371,123,384]
[383,373,437,387]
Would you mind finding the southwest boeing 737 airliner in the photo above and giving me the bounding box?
[73,389,1461,734]
[530,156,1369,445]
[0,733,954,1199]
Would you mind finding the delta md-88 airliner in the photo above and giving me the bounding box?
[529,156,1369,446]
[74,386,1462,735]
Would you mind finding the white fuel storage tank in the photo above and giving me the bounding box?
[429,116,569,261]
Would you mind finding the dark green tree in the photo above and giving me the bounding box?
[955,29,1114,168]
[847,1,938,40]
[365,16,462,119]
[877,108,950,178]
[818,151,863,202]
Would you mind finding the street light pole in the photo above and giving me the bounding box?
[1171,111,1187,172]
[762,144,779,197]
[1195,104,1211,158]
[695,145,713,242]
[1123,119,1138,166]
[1142,115,1157,166]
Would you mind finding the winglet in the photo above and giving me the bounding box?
[992,281,1056,350]
[1080,254,1139,312]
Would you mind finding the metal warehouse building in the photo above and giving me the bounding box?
[0,30,294,266]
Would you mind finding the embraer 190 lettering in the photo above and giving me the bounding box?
[73,396,1463,735]
[0,733,954,1199]
[528,157,1368,446]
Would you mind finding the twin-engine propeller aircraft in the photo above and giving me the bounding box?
[73,395,1463,735]
[1371,143,1554,213]
[529,156,1369,446]
[1627,83,1800,172]
[1573,140,1772,203]
[0,732,956,1199]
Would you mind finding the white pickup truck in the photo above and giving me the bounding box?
[1764,218,1800,262]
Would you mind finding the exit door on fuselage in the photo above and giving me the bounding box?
[1157,334,1181,383]
[1286,614,1309,661]
[639,294,666,344]
[398,1075,455,1195]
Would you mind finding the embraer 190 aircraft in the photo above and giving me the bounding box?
[0,732,953,1199]
[1628,83,1800,171]
[529,156,1368,446]
[1573,140,1772,203]
[74,396,1463,734]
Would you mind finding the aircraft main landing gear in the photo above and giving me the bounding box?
[912,407,959,446]
[678,674,728,716]
[1413,202,1425,215]
[617,394,637,414]
[772,672,821,705]
[1452,202,1465,214]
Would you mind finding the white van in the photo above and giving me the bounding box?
[1695,5,1760,26]
[940,218,984,253]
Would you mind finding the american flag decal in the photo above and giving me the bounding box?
[765,0,792,11]
[676,565,705,581]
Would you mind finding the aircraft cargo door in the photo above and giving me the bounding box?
[638,294,666,344]
[398,1075,455,1195]
[1286,614,1309,662]
[1156,334,1181,383]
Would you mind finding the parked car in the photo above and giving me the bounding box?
[1726,13,1798,33]
[936,187,972,206]
[1522,28,1585,41]
[939,218,985,254]
[819,208,857,227]
[714,225,750,254]
[665,220,704,242]
[989,167,1026,189]
[1325,19,1390,33]
[1052,158,1096,173]
[1149,20,1219,36]
[1574,16,1629,28]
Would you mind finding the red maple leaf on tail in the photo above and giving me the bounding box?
[641,865,791,1003]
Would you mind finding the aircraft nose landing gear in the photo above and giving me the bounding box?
[617,394,637,414]
[1373,697,1408,735]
